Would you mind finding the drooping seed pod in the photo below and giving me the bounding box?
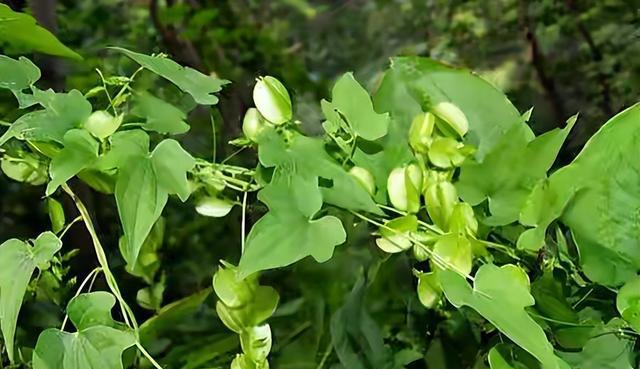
[253,76,292,125]
[376,215,417,254]
[387,164,422,213]
[349,166,375,195]
[424,181,458,231]
[409,112,435,153]
[195,197,234,218]
[242,108,268,142]
[432,101,468,137]
[84,110,122,140]
[416,271,441,308]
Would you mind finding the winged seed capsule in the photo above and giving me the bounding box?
[387,164,422,213]
[83,110,123,140]
[409,112,436,153]
[349,166,375,195]
[242,108,268,142]
[252,76,292,125]
[431,101,468,137]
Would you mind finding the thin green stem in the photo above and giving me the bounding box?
[58,216,82,239]
[95,69,116,115]
[241,191,248,254]
[210,113,217,162]
[572,288,594,309]
[109,67,144,112]
[135,341,164,369]
[62,184,137,331]
[377,204,443,234]
[61,267,102,330]
[350,210,474,281]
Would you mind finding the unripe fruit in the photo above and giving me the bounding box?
[1,156,46,185]
[409,112,435,153]
[195,197,234,217]
[84,110,122,140]
[432,101,468,137]
[349,166,375,195]
[242,108,267,142]
[424,181,458,231]
[387,164,422,213]
[416,272,440,308]
[253,76,292,125]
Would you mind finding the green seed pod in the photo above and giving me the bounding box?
[1,155,47,185]
[253,76,292,125]
[195,197,234,217]
[387,165,422,213]
[424,181,458,231]
[242,108,268,142]
[449,202,478,236]
[349,166,375,195]
[432,101,469,137]
[84,110,122,140]
[376,215,417,254]
[433,234,473,275]
[409,112,435,153]
[240,324,272,362]
[416,272,441,308]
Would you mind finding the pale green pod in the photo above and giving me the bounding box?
[84,110,122,140]
[432,101,469,137]
[253,76,292,125]
[242,108,268,142]
[349,166,375,195]
[409,112,435,153]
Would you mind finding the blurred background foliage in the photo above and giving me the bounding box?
[0,0,638,368]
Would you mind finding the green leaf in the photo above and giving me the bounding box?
[115,138,193,266]
[46,129,99,195]
[116,158,167,267]
[616,276,640,331]
[0,4,81,60]
[132,92,190,135]
[321,72,389,141]
[258,129,380,214]
[32,292,136,369]
[0,55,40,91]
[0,89,92,145]
[457,115,576,226]
[93,130,150,173]
[559,319,634,369]
[150,139,196,201]
[518,104,640,286]
[119,217,164,283]
[0,232,62,363]
[238,175,346,277]
[374,57,524,160]
[112,47,229,105]
[439,264,568,369]
[330,276,394,369]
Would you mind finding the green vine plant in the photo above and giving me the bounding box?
[2,5,640,368]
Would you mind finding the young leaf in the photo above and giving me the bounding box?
[258,129,380,214]
[46,129,99,195]
[321,72,389,141]
[132,92,190,135]
[518,104,640,286]
[238,175,346,277]
[439,264,569,369]
[456,115,576,226]
[0,232,62,363]
[0,90,92,145]
[112,47,229,105]
[150,139,196,201]
[0,4,81,60]
[32,292,136,369]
